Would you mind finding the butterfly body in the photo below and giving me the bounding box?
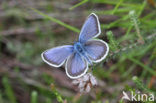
[42,13,109,79]
[74,41,92,65]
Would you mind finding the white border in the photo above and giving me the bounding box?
[79,13,101,41]
[87,39,109,63]
[65,54,89,79]
[41,45,73,68]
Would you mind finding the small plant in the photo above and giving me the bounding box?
[129,10,144,44]
[50,84,66,103]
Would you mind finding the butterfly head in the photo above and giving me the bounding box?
[74,42,84,54]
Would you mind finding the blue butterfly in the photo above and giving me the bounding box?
[41,13,109,79]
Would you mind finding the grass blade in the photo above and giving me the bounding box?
[128,57,156,76]
[111,0,124,14]
[31,8,80,33]
[31,91,38,103]
[2,77,17,103]
[69,0,88,10]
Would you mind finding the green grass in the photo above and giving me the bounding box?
[69,0,89,10]
[2,77,17,103]
[31,91,38,103]
[128,57,156,76]
[31,8,80,33]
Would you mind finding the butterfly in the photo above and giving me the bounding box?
[41,13,109,79]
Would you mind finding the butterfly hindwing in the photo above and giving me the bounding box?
[41,45,74,67]
[79,13,101,43]
[84,39,109,63]
[66,53,88,79]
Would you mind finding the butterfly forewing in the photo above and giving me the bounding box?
[66,53,88,79]
[79,13,101,43]
[84,39,109,63]
[42,45,74,67]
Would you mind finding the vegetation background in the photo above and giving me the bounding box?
[0,0,156,103]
